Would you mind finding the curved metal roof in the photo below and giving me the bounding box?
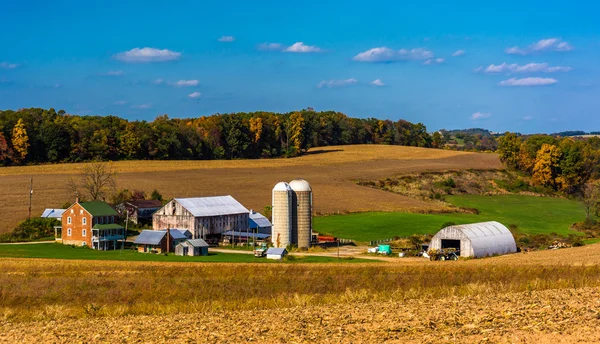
[433,221,517,258]
[289,179,311,192]
[273,182,292,192]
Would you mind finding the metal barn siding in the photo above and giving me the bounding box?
[289,179,312,249]
[272,182,293,248]
[429,221,517,258]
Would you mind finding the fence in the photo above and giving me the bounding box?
[369,238,394,246]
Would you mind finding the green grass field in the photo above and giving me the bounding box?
[0,243,372,263]
[314,195,585,242]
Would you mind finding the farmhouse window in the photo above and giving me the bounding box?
[82,218,87,225]
[67,217,72,224]
[67,228,71,236]
[82,229,86,237]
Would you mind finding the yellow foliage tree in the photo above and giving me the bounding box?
[11,118,29,163]
[249,117,263,143]
[290,112,306,152]
[532,143,561,188]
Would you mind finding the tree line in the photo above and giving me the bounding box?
[497,133,600,196]
[0,108,435,165]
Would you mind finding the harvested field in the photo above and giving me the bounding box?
[2,244,600,342]
[0,145,501,233]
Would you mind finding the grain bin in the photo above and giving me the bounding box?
[272,182,293,248]
[289,179,312,249]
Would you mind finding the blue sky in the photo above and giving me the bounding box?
[1,0,599,133]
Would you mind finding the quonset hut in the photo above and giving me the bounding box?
[428,221,517,258]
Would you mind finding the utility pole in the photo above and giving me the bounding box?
[28,178,33,220]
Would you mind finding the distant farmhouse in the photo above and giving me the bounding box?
[152,196,250,240]
[116,200,162,225]
[41,208,65,220]
[61,200,124,250]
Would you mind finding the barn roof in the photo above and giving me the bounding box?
[186,239,209,247]
[433,221,517,258]
[134,230,166,245]
[175,196,249,217]
[223,230,271,239]
[249,211,272,229]
[80,201,119,217]
[158,229,187,240]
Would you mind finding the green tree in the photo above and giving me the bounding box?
[151,189,163,202]
[432,131,445,148]
[497,132,521,170]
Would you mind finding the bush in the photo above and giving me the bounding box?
[0,218,60,243]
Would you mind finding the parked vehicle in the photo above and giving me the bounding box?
[427,248,460,261]
[253,242,268,257]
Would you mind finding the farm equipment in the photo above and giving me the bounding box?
[427,248,460,261]
[253,242,268,257]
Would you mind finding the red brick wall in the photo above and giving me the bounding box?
[61,203,92,247]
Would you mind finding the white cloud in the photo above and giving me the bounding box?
[484,62,572,73]
[175,79,199,87]
[523,116,533,121]
[218,36,235,42]
[452,50,465,57]
[258,42,282,51]
[114,47,181,62]
[506,38,573,55]
[0,62,18,69]
[132,103,152,109]
[353,47,434,62]
[317,78,358,88]
[284,42,321,53]
[153,79,165,85]
[371,79,385,87]
[424,58,444,65]
[188,92,202,99]
[113,100,128,105]
[499,77,558,86]
[471,112,491,120]
[105,70,125,76]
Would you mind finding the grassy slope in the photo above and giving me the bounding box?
[0,243,370,263]
[314,195,585,241]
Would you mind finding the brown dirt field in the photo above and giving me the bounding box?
[0,145,501,233]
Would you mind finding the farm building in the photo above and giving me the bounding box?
[134,229,186,253]
[249,210,272,234]
[266,247,288,260]
[41,208,65,219]
[116,200,162,225]
[61,200,124,250]
[152,196,249,240]
[429,221,517,258]
[175,239,209,256]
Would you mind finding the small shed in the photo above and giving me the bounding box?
[266,247,288,260]
[41,209,66,219]
[428,221,517,258]
[173,229,193,240]
[134,230,178,253]
[175,239,209,256]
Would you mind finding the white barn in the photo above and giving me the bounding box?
[428,221,517,258]
[153,196,249,239]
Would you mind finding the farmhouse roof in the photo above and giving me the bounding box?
[134,230,167,245]
[249,211,272,229]
[80,201,119,217]
[174,196,249,217]
[41,209,65,219]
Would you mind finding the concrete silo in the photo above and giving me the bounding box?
[289,179,312,249]
[271,182,293,248]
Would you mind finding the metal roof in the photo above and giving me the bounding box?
[273,182,292,192]
[134,230,166,245]
[80,201,119,216]
[249,211,272,228]
[175,196,249,217]
[432,221,517,258]
[158,229,187,240]
[93,224,124,230]
[185,239,209,247]
[266,247,287,255]
[223,230,271,239]
[41,209,65,219]
[125,200,163,209]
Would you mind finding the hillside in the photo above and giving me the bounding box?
[0,145,501,233]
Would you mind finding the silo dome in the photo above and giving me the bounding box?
[289,179,312,249]
[289,179,312,192]
[273,181,293,192]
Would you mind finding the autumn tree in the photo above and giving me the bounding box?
[289,112,306,153]
[11,118,29,163]
[581,181,600,222]
[497,132,521,170]
[532,143,562,188]
[431,131,445,148]
[69,161,117,201]
[0,132,13,165]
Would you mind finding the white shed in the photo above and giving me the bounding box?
[428,221,517,258]
[266,247,288,260]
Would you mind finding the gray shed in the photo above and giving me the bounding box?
[266,247,288,260]
[175,239,209,256]
[428,221,517,258]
